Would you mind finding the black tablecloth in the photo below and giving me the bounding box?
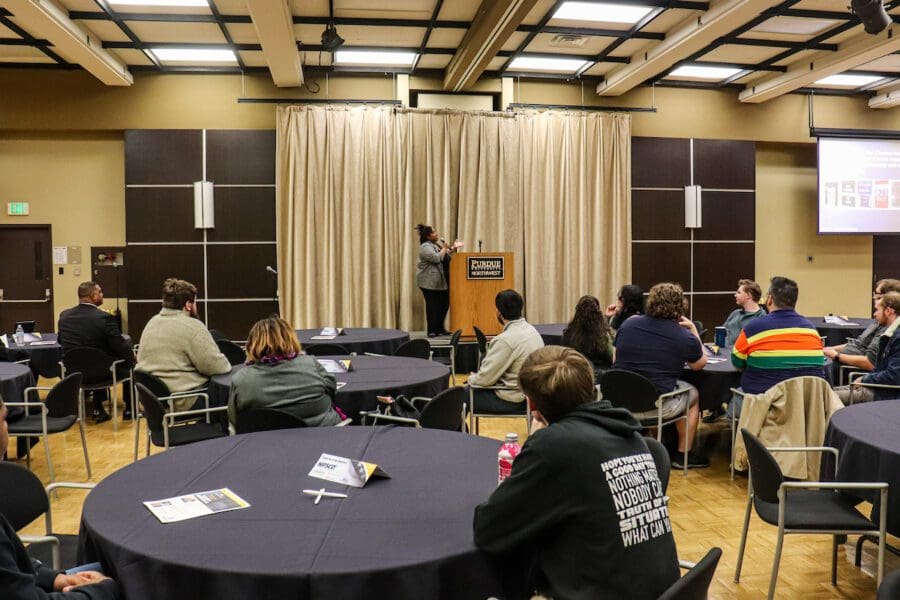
[682,351,741,412]
[78,427,505,600]
[295,328,410,356]
[533,323,565,346]
[808,316,874,346]
[208,356,450,422]
[7,333,62,378]
[822,402,900,537]
[0,362,36,421]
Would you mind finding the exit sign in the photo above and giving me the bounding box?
[7,202,29,216]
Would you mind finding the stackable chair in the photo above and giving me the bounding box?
[392,338,433,360]
[431,329,462,384]
[216,339,247,366]
[734,429,888,599]
[600,369,691,476]
[61,347,132,432]
[360,386,467,432]
[878,570,900,600]
[472,326,488,368]
[659,547,723,600]
[467,383,530,436]
[847,370,900,402]
[305,343,350,356]
[0,462,94,570]
[134,383,228,457]
[5,373,91,483]
[131,370,210,462]
[235,408,307,434]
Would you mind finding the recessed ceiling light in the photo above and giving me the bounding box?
[108,0,208,6]
[333,50,417,67]
[508,56,589,73]
[553,1,654,25]
[151,48,237,63]
[815,74,884,87]
[669,64,743,80]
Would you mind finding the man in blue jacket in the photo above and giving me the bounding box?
[836,291,900,403]
[473,346,679,600]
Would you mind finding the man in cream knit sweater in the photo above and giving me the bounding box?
[136,279,231,411]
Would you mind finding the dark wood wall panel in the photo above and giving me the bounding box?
[206,130,276,185]
[207,188,276,242]
[128,301,207,342]
[632,190,689,240]
[126,188,203,243]
[693,140,756,190]
[873,235,900,283]
[632,137,691,188]
[693,243,755,292]
[689,294,737,342]
[207,301,279,340]
[126,245,205,300]
[632,244,691,291]
[125,130,202,185]
[695,191,755,241]
[206,244,278,298]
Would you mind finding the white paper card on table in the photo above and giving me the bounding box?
[320,327,344,336]
[316,359,350,373]
[309,453,390,488]
[336,382,347,389]
[823,315,858,326]
[143,488,249,524]
[310,335,337,340]
[0,334,7,348]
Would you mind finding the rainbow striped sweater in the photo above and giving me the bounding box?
[731,309,826,394]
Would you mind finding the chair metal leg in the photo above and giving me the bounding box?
[133,415,141,462]
[43,434,54,484]
[734,494,753,582]
[111,383,119,432]
[24,442,32,469]
[831,535,838,585]
[731,410,737,480]
[78,419,92,479]
[767,527,785,600]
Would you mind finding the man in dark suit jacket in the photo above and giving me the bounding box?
[58,282,134,423]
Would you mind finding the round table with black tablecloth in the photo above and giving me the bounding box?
[533,323,565,346]
[808,316,875,346]
[78,427,505,600]
[6,333,62,379]
[0,362,36,421]
[295,328,410,356]
[822,402,900,538]
[208,355,450,423]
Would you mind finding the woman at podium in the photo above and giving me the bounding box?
[415,224,463,337]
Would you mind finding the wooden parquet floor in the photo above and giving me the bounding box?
[6,377,897,599]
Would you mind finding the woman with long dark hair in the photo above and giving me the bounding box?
[415,224,462,337]
[605,284,644,330]
[562,295,614,376]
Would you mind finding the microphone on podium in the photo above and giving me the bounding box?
[478,240,483,252]
[265,266,278,276]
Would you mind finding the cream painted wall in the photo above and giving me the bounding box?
[756,143,874,318]
[0,134,128,330]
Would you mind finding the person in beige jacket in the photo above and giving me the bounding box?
[136,278,231,411]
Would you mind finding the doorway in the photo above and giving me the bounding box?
[0,225,54,333]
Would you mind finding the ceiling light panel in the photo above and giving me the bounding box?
[552,1,655,24]
[151,48,238,63]
[508,56,590,72]
[814,73,884,87]
[669,64,744,80]
[333,50,418,66]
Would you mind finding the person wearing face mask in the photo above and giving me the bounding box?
[135,278,231,411]
[466,290,544,414]
[415,224,463,338]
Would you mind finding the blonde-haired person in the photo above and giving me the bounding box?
[227,316,343,427]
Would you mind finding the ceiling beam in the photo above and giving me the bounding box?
[596,0,785,96]
[739,25,900,103]
[443,0,539,92]
[869,82,900,108]
[4,0,132,85]
[246,0,302,86]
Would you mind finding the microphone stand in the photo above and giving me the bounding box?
[113,262,122,331]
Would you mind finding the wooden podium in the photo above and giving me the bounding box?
[449,252,514,336]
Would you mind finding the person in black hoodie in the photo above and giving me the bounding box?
[473,346,680,600]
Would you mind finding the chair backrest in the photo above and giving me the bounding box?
[0,462,49,531]
[741,428,785,504]
[62,347,114,381]
[135,383,167,435]
[644,436,671,494]
[44,372,83,419]
[877,569,900,600]
[216,339,247,366]
[600,369,661,414]
[693,320,708,339]
[448,329,462,349]
[473,327,488,361]
[418,386,467,431]
[394,338,431,360]
[234,407,308,434]
[658,547,723,600]
[304,343,350,356]
[133,370,171,398]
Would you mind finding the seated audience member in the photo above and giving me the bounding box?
[0,398,121,599]
[729,276,825,418]
[561,295,614,379]
[136,278,231,411]
[467,290,544,414]
[228,316,343,427]
[473,346,679,600]
[613,283,708,469]
[824,278,900,377]
[834,291,900,404]
[722,279,766,347]
[58,281,135,423]
[605,284,644,330]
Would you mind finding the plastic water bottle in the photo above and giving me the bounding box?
[498,433,521,484]
[14,324,24,346]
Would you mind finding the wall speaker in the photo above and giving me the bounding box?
[193,181,214,229]
[685,185,702,228]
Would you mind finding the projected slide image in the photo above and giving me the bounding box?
[819,138,900,233]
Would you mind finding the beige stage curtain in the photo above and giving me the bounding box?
[518,111,631,323]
